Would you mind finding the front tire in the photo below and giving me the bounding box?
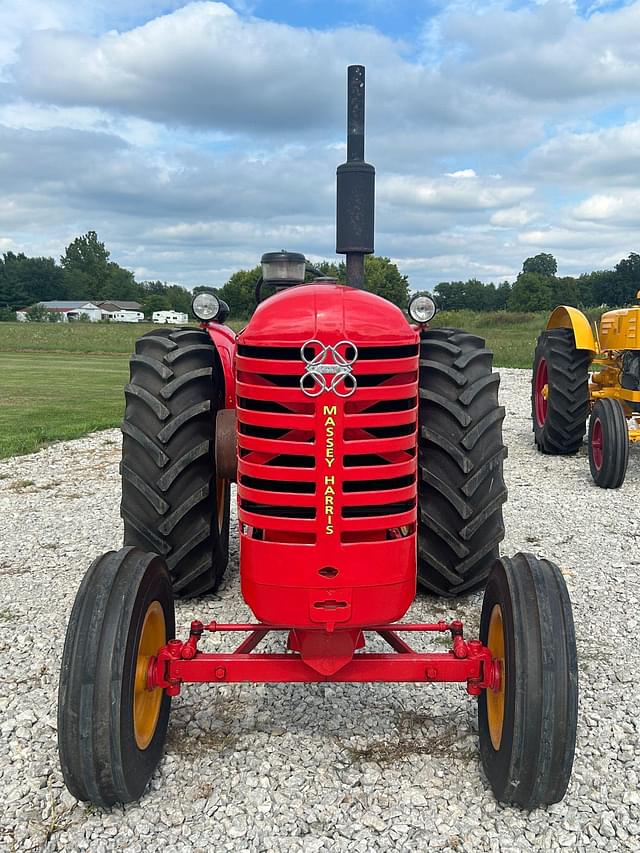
[58,548,175,806]
[121,327,230,598]
[478,553,578,809]
[588,398,629,488]
[532,328,590,454]
[417,329,507,597]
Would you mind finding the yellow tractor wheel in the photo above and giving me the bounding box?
[478,553,578,808]
[58,547,174,806]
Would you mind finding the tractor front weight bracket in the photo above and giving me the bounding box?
[146,620,499,696]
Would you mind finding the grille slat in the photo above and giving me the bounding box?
[238,408,314,429]
[237,340,418,542]
[238,343,419,360]
[237,356,304,375]
[343,500,415,518]
[240,435,315,455]
[342,459,416,481]
[241,499,315,518]
[241,484,317,506]
[341,435,416,454]
[341,484,415,506]
[240,460,316,480]
[340,509,416,531]
[345,407,417,428]
[237,381,308,402]
[241,508,317,531]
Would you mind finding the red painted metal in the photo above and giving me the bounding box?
[203,320,237,408]
[534,357,548,427]
[185,284,498,693]
[146,620,500,696]
[591,417,603,470]
[235,283,420,635]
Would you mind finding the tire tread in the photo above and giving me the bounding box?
[121,327,229,597]
[417,329,507,597]
[532,328,590,454]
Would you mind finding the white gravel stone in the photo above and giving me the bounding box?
[1,368,639,852]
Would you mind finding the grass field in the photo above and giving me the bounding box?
[0,352,130,458]
[0,311,563,458]
[0,319,244,354]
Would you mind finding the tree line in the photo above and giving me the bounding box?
[0,231,410,320]
[1,232,638,321]
[0,231,195,320]
[435,252,640,312]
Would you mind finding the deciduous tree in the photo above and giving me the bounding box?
[508,272,554,312]
[522,253,557,278]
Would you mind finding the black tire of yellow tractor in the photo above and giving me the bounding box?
[478,553,578,809]
[58,547,175,806]
[417,328,507,597]
[121,327,230,598]
[588,398,629,488]
[532,328,590,454]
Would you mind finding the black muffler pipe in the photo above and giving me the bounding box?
[336,65,375,288]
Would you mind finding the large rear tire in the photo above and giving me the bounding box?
[417,329,507,597]
[532,328,590,454]
[58,548,175,806]
[478,553,578,808]
[121,327,230,598]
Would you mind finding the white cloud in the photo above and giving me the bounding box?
[445,168,477,178]
[490,207,537,227]
[379,174,534,213]
[572,190,640,225]
[440,1,640,101]
[1,0,640,288]
[527,120,640,186]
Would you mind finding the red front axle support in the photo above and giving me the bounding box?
[147,620,500,697]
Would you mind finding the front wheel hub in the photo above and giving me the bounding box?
[133,600,166,750]
[534,358,549,427]
[486,604,506,751]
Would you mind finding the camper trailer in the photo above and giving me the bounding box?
[152,310,189,324]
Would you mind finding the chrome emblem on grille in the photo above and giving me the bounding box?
[300,339,358,397]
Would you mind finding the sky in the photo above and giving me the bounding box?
[1,0,639,291]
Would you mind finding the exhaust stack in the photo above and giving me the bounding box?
[336,65,375,288]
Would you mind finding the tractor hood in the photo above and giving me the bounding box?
[238,283,415,347]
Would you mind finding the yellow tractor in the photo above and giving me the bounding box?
[532,296,640,488]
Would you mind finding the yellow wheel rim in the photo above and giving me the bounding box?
[486,604,506,751]
[133,601,166,750]
[216,478,227,534]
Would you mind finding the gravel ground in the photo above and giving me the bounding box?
[1,367,639,853]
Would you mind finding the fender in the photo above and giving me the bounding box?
[546,305,597,353]
[203,321,237,408]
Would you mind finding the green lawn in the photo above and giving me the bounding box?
[0,352,130,458]
[431,310,549,369]
[0,311,559,459]
[0,320,242,354]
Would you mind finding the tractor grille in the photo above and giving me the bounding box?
[236,343,419,544]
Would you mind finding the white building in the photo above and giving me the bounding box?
[34,301,104,321]
[152,310,189,324]
[96,301,143,321]
[102,310,145,323]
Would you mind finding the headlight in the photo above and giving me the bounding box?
[192,291,220,321]
[408,292,437,323]
[261,251,306,287]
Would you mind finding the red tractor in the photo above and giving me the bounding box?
[58,66,577,810]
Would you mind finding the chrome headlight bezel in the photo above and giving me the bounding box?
[192,291,221,322]
[408,292,438,324]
